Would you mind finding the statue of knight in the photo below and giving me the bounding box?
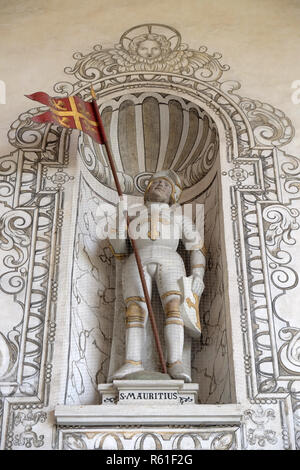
[108,169,205,383]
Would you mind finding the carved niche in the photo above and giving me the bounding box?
[0,24,300,450]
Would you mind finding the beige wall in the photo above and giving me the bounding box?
[1,0,300,155]
[1,1,300,449]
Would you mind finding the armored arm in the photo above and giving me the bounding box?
[190,249,205,296]
[182,215,206,296]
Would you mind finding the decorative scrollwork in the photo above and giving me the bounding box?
[264,205,299,257]
[1,22,300,450]
[0,156,18,200]
[58,429,240,450]
[244,407,277,448]
[263,204,299,292]
[210,432,236,450]
[0,210,32,256]
[263,205,300,274]
[279,328,300,374]
[57,24,229,96]
[13,410,47,448]
[239,98,294,147]
[220,80,294,148]
[271,266,298,292]
[0,210,32,296]
[63,433,88,450]
[0,333,18,380]
[8,108,65,162]
[280,153,300,198]
[8,108,48,150]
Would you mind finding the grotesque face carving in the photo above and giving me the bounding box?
[146,178,173,204]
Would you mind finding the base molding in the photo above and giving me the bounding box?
[54,380,243,449]
[56,424,242,450]
[55,402,242,427]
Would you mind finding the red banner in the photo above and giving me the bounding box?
[26,91,106,144]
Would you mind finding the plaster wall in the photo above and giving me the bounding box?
[1,0,300,450]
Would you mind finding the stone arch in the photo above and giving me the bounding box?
[73,86,238,405]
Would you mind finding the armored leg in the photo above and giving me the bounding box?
[161,293,191,383]
[111,298,147,379]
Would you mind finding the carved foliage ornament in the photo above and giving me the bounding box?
[6,24,295,198]
[50,24,294,153]
[60,24,230,86]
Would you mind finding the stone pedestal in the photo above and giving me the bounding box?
[55,379,242,427]
[98,380,199,406]
[55,381,243,449]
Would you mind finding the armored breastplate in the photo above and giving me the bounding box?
[128,203,181,250]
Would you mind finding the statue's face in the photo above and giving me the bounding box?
[137,40,161,59]
[147,178,173,203]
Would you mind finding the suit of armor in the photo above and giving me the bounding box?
[108,170,205,382]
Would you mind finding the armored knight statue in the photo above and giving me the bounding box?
[108,170,205,383]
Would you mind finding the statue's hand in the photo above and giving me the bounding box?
[192,274,205,297]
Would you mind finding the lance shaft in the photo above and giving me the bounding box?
[90,89,167,375]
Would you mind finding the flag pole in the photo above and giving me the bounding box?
[90,87,167,375]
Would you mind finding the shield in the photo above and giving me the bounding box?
[179,275,202,338]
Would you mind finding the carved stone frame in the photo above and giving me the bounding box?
[0,24,300,450]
